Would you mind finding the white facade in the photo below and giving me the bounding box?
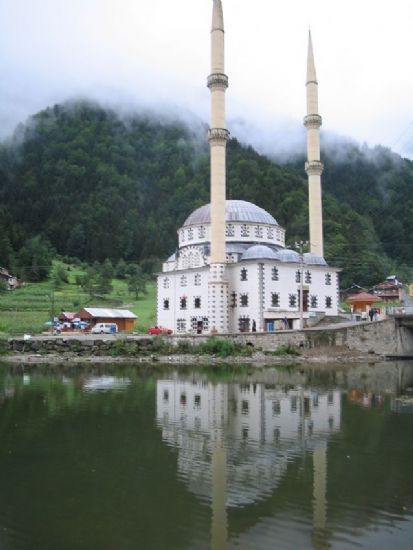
[157,200,339,334]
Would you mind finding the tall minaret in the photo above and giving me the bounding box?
[208,0,229,333]
[305,31,324,257]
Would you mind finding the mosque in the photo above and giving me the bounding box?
[157,0,339,334]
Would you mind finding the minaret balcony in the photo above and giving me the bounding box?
[304,114,322,129]
[207,73,229,90]
[305,160,324,176]
[208,128,230,145]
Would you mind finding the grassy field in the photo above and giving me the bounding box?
[0,264,157,336]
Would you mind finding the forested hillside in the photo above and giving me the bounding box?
[0,101,412,289]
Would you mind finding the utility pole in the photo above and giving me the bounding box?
[295,241,308,330]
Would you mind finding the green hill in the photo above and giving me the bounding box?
[0,100,412,289]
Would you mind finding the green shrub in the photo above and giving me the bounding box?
[270,345,300,356]
[198,337,252,358]
[0,338,9,356]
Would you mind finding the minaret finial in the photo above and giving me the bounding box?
[307,30,317,85]
[212,0,224,32]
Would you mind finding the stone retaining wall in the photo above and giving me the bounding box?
[7,319,413,357]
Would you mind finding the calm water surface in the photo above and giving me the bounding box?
[0,361,413,549]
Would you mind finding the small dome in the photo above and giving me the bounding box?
[183,200,278,227]
[241,245,280,261]
[304,253,328,266]
[277,249,300,263]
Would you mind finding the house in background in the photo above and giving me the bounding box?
[76,308,138,332]
[0,267,22,290]
[370,276,403,303]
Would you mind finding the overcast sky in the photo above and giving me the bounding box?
[1,0,413,158]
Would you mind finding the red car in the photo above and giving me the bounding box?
[147,326,173,335]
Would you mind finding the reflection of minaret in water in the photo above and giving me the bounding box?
[208,0,229,333]
[304,31,324,257]
[211,445,228,550]
[312,445,329,550]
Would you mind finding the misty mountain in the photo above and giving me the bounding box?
[0,101,412,288]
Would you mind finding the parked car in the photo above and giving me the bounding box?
[91,323,118,334]
[147,326,173,335]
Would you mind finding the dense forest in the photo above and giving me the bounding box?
[0,100,412,289]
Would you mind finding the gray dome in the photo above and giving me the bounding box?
[277,249,300,263]
[241,245,280,261]
[183,200,278,227]
[304,253,328,266]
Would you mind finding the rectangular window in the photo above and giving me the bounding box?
[240,293,249,307]
[289,294,297,307]
[177,319,186,332]
[310,295,318,308]
[241,224,250,237]
[325,273,332,285]
[254,226,263,238]
[194,273,201,286]
[295,270,301,283]
[180,297,187,310]
[305,270,312,284]
[267,227,274,239]
[241,400,249,415]
[180,275,187,287]
[272,400,281,415]
[271,292,280,307]
[163,299,170,310]
[240,268,248,281]
[194,395,201,408]
[325,296,332,309]
[194,297,201,309]
[226,224,235,237]
[163,278,170,289]
[271,267,279,281]
[198,226,206,239]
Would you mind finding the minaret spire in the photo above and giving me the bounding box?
[208,0,229,333]
[304,30,324,257]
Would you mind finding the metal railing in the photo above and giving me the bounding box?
[387,306,413,317]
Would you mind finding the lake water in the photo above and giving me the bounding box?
[0,361,413,550]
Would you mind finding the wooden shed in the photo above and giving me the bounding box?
[76,308,138,332]
[346,292,382,314]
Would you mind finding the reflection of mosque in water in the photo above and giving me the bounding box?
[157,378,341,548]
[157,380,340,506]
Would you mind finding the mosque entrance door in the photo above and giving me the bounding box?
[299,290,309,313]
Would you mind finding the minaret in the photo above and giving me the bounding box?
[208,0,229,333]
[304,31,324,257]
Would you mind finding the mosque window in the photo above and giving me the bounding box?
[194,297,201,309]
[180,393,187,406]
[267,227,274,239]
[180,275,187,287]
[305,271,312,284]
[230,291,237,308]
[163,390,169,402]
[163,278,170,289]
[310,295,318,308]
[194,395,201,408]
[241,400,249,415]
[242,427,249,439]
[240,293,249,307]
[271,292,280,307]
[180,296,187,310]
[240,268,248,281]
[272,400,281,416]
[325,296,332,309]
[163,299,170,310]
[271,267,279,281]
[241,224,250,237]
[177,319,186,332]
[194,273,201,286]
[276,229,281,241]
[188,228,194,240]
[238,317,250,332]
[181,230,186,243]
[226,224,235,237]
[198,226,206,239]
[255,226,263,238]
[289,294,297,307]
[295,270,301,283]
[291,396,298,412]
[325,273,332,285]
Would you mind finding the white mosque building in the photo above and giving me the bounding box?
[156,0,339,334]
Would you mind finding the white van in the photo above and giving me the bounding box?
[91,323,118,334]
